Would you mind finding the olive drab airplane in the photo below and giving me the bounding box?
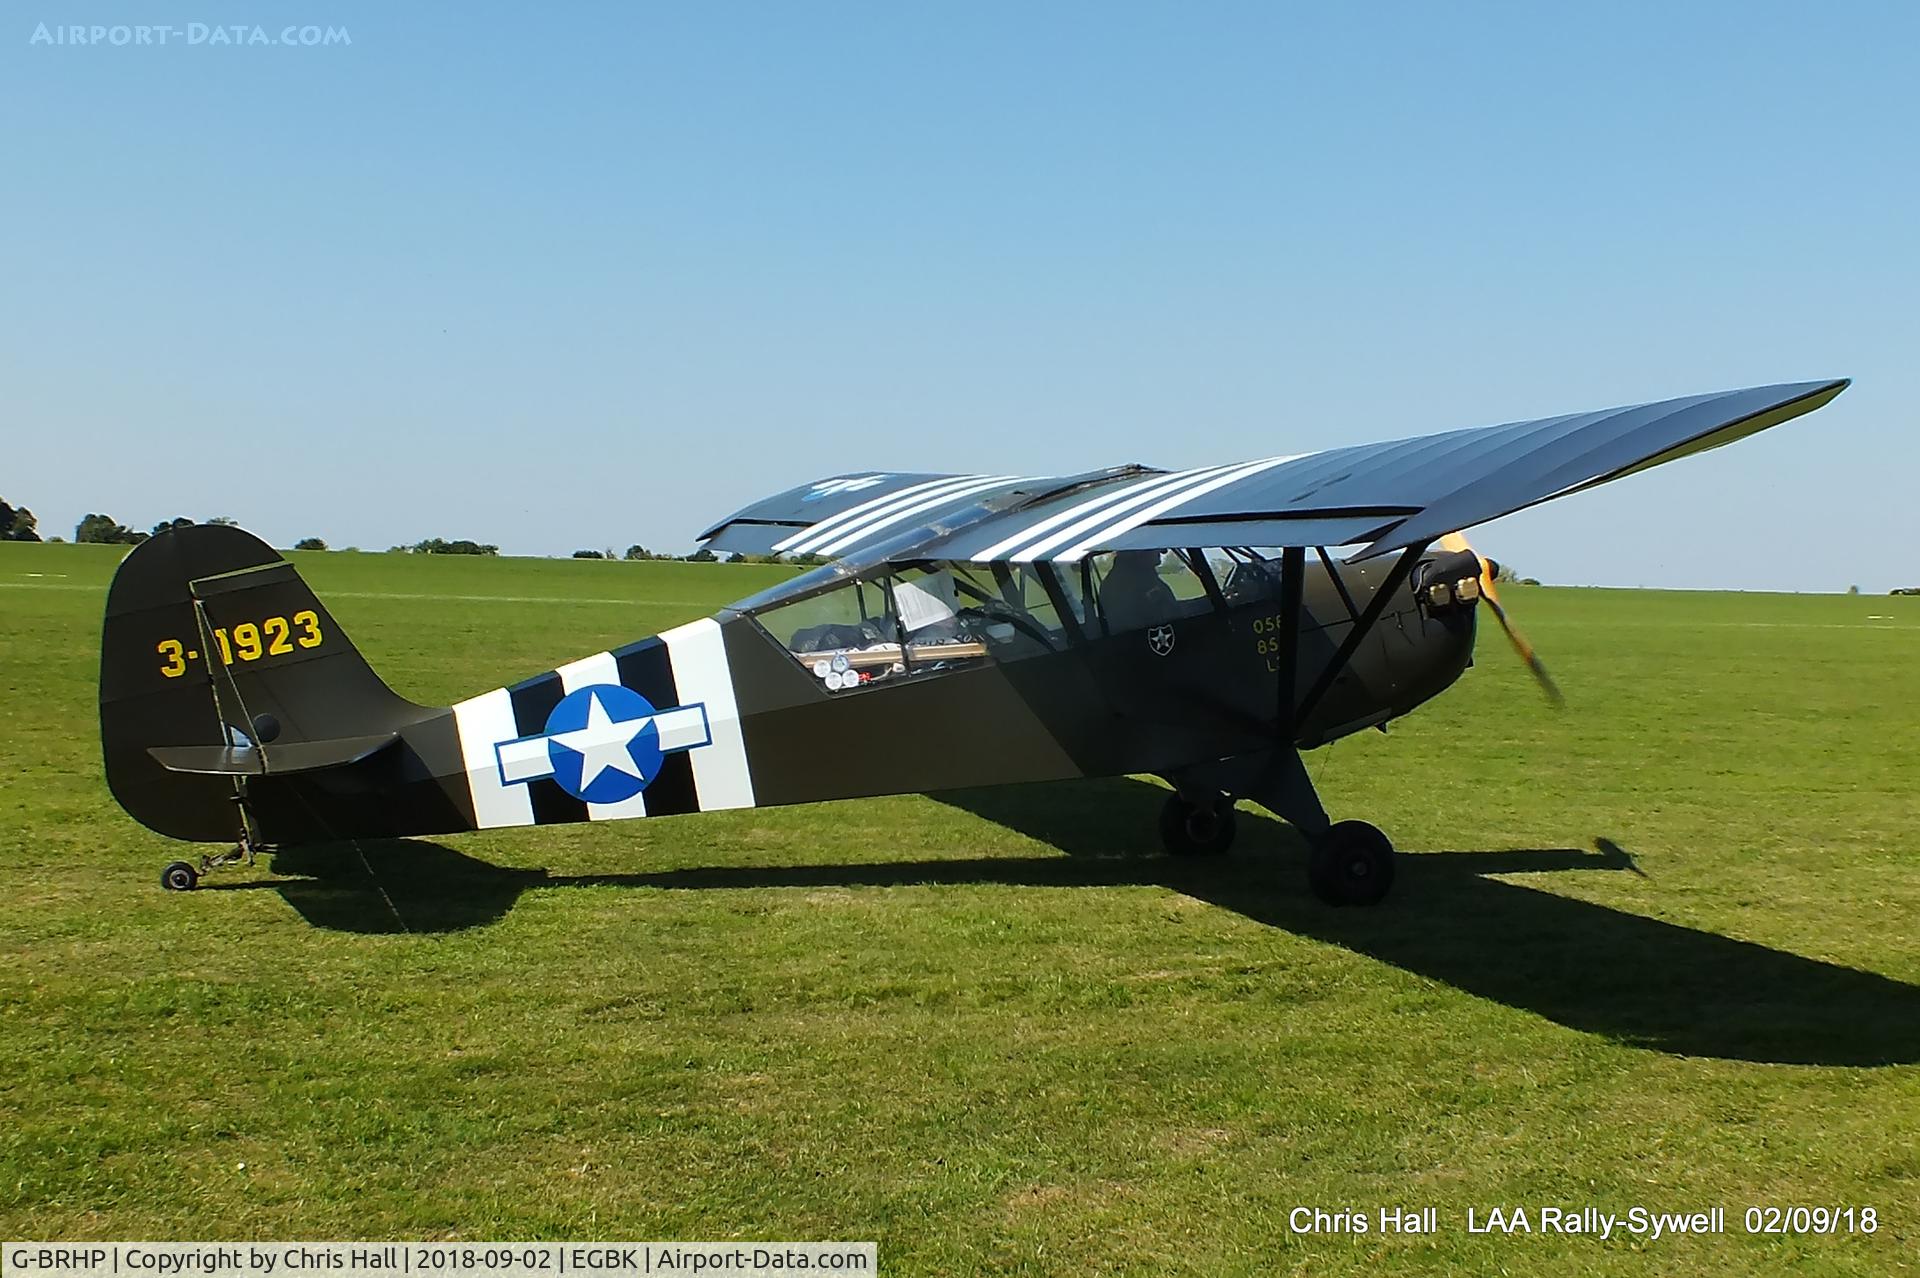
[102,378,1848,906]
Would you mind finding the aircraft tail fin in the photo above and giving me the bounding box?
[100,524,430,842]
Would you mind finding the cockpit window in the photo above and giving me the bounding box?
[1082,549,1217,635]
[762,575,889,655]
[744,549,1248,690]
[1213,547,1282,607]
[1000,564,1079,639]
[749,559,1060,693]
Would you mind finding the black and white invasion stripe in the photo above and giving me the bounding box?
[451,617,753,830]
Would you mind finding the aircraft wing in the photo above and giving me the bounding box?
[695,380,1847,563]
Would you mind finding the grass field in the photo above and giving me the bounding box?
[2,541,1917,1275]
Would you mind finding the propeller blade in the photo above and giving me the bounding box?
[1440,532,1563,707]
[1481,590,1564,707]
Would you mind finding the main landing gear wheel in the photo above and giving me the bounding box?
[1308,820,1395,907]
[1160,793,1238,857]
[160,860,199,892]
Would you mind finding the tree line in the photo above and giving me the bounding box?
[0,501,827,564]
[573,546,827,565]
[70,513,244,545]
[0,506,252,545]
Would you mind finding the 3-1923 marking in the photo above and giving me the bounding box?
[156,609,322,677]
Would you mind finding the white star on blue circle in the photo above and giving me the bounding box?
[542,685,664,804]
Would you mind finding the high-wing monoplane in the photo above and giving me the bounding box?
[101,378,1847,905]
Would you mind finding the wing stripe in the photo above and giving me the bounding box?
[972,466,1216,561]
[1052,453,1314,561]
[774,474,985,553]
[1004,463,1250,562]
[812,474,1035,556]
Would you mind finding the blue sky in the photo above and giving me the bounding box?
[5,1,1915,589]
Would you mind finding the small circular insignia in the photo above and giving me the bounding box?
[542,684,663,804]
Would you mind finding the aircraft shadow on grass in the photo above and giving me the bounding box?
[223,777,1920,1068]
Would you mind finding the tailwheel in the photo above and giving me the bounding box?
[1159,793,1237,857]
[160,860,199,892]
[1308,820,1395,906]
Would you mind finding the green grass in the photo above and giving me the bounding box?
[2,542,1917,1274]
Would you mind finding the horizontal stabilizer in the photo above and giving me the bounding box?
[148,732,399,777]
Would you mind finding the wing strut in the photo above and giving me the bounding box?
[1274,546,1305,743]
[1315,546,1362,624]
[1294,543,1428,726]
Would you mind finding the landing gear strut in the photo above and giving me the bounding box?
[1159,793,1237,856]
[158,790,268,892]
[1166,748,1399,906]
[158,843,261,892]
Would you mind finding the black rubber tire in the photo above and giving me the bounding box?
[1159,794,1238,857]
[160,860,199,892]
[1307,820,1395,906]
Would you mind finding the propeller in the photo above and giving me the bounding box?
[1438,531,1564,707]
